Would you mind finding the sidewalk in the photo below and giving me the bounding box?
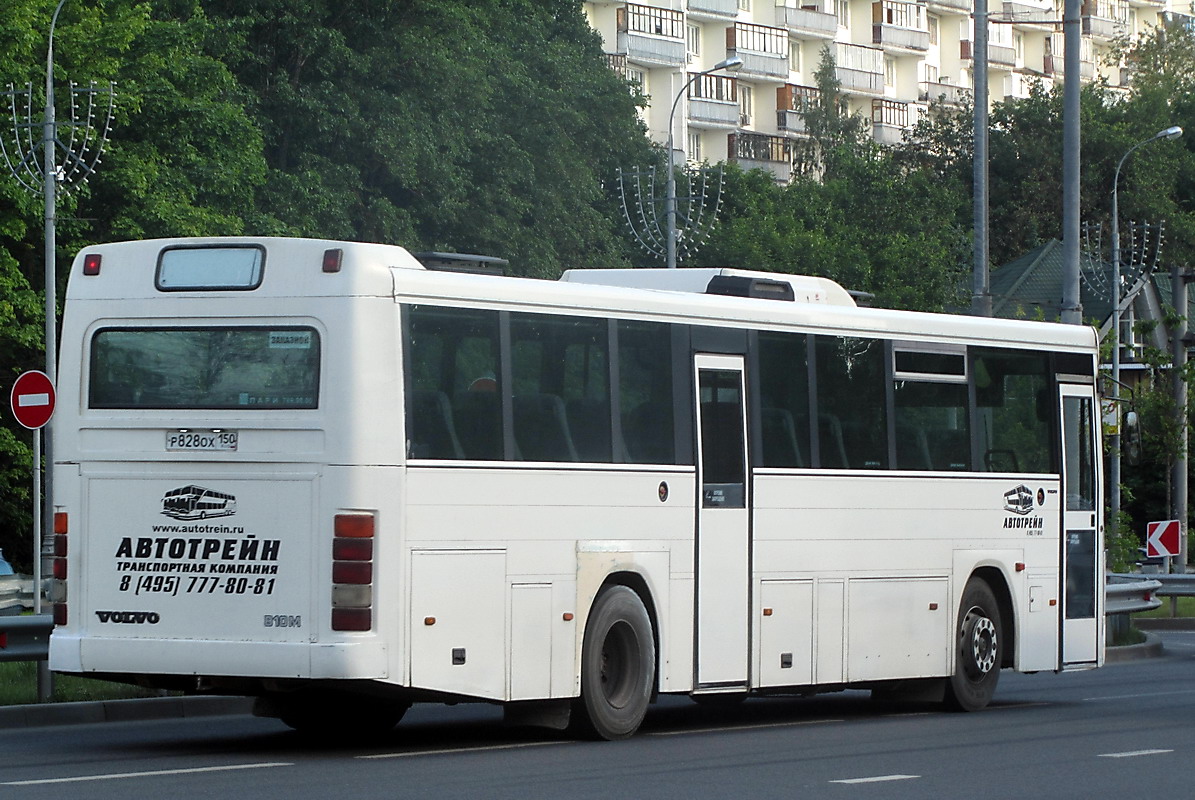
[0,694,253,729]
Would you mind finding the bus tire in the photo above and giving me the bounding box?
[572,585,655,740]
[945,578,1002,712]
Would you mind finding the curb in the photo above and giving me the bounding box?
[0,695,254,730]
[1105,631,1164,663]
[1135,617,1195,631]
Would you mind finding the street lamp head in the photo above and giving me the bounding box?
[712,56,744,72]
[1157,125,1183,141]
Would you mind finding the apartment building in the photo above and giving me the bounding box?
[584,0,1186,181]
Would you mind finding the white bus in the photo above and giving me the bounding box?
[48,237,1103,739]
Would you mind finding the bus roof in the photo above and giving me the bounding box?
[65,237,1097,353]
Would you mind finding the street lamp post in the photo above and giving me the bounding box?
[1109,125,1183,525]
[666,56,742,269]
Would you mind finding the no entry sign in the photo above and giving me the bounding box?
[1146,519,1181,559]
[9,370,55,430]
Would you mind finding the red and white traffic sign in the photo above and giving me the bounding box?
[1146,519,1182,559]
[9,370,55,430]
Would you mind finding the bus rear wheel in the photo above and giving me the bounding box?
[945,578,1002,712]
[572,585,655,740]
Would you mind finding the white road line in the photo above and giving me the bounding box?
[1098,749,1174,759]
[830,774,920,784]
[648,718,845,737]
[1,762,293,786]
[1084,689,1195,701]
[357,741,565,759]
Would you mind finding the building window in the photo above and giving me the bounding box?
[687,24,701,62]
[688,131,703,163]
[738,0,751,10]
[884,56,896,87]
[924,63,939,83]
[739,84,754,126]
[928,14,939,45]
[836,0,850,27]
[789,40,801,72]
[627,67,646,90]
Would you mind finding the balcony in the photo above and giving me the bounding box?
[1162,11,1195,30]
[1043,54,1095,81]
[1002,0,1056,27]
[1082,0,1130,39]
[616,3,686,66]
[926,0,970,13]
[961,39,1016,68]
[776,84,821,134]
[729,132,793,182]
[835,42,884,95]
[726,22,791,81]
[688,73,740,127]
[775,0,838,40]
[872,1,930,52]
[871,98,912,144]
[688,0,739,18]
[918,80,970,106]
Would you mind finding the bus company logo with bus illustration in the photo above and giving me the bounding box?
[161,485,237,520]
[105,484,286,605]
[1002,484,1045,531]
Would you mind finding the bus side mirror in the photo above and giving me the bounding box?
[1124,410,1141,466]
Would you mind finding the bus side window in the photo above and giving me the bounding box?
[757,331,810,468]
[814,336,887,469]
[618,320,675,464]
[972,348,1051,473]
[406,305,502,461]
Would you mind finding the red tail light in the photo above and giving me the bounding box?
[82,253,102,275]
[51,512,68,625]
[332,513,374,631]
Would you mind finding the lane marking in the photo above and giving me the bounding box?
[1099,749,1174,759]
[831,774,920,784]
[648,718,845,737]
[1084,689,1195,701]
[358,741,565,760]
[1,762,293,786]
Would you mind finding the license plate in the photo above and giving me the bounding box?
[165,430,238,451]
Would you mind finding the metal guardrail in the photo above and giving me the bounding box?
[1106,574,1163,615]
[0,614,52,662]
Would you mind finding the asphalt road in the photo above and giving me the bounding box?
[2,630,1193,800]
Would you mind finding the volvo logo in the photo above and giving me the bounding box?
[95,610,160,624]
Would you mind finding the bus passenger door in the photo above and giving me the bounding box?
[693,354,750,689]
[1059,383,1103,667]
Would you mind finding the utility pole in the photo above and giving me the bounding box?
[1059,0,1082,325]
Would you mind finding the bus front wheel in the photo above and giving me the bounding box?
[572,585,655,740]
[945,578,1002,712]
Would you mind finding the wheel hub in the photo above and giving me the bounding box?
[962,610,998,678]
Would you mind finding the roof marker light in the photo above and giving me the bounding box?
[322,248,343,273]
[83,254,101,276]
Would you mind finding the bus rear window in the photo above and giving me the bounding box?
[89,327,320,409]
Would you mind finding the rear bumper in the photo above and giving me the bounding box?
[50,632,388,680]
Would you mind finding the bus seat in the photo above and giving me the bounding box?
[566,397,613,462]
[514,393,579,462]
[624,402,674,464]
[453,391,504,460]
[895,423,932,470]
[927,428,970,470]
[817,413,849,469]
[409,390,465,459]
[760,407,805,467]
